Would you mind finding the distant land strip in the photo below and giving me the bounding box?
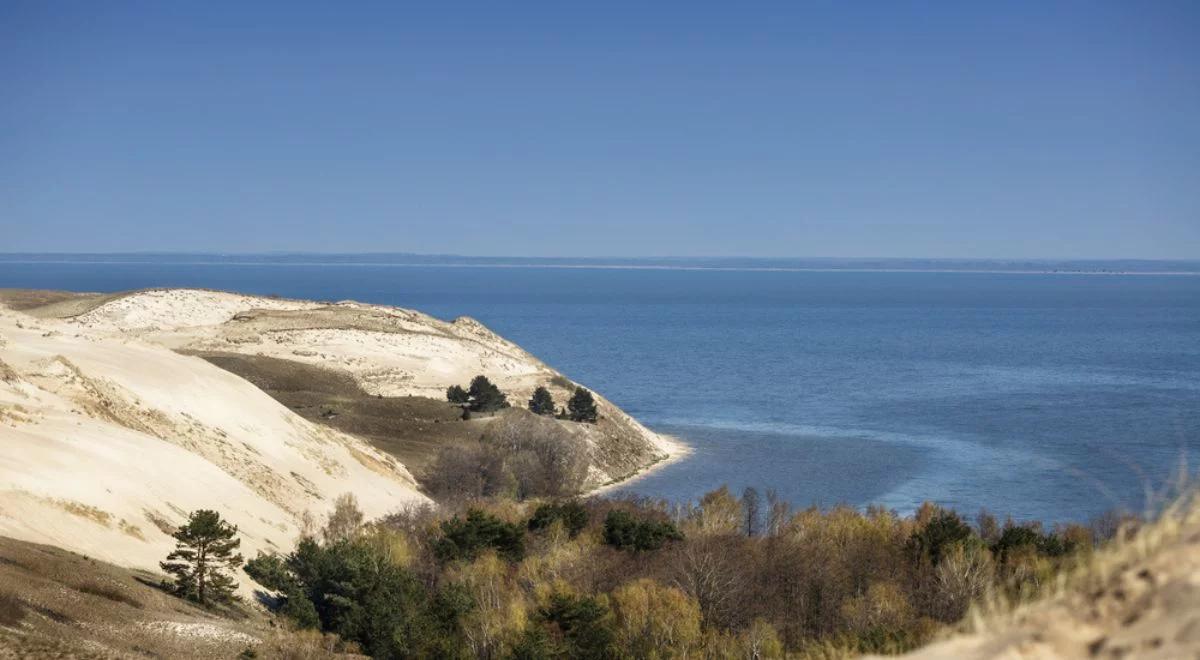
[1,253,1198,275]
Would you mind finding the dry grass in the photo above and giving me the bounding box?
[0,535,368,658]
[898,481,1200,659]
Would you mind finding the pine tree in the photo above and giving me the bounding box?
[160,509,243,606]
[446,384,469,405]
[528,386,555,416]
[468,375,509,413]
[568,387,598,423]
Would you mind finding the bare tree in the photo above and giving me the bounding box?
[671,535,751,629]
[765,489,791,537]
[323,493,364,544]
[742,487,762,537]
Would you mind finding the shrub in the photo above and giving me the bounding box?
[75,581,143,608]
[446,384,469,405]
[245,532,467,658]
[528,501,589,538]
[0,590,24,627]
[423,414,589,502]
[603,510,684,552]
[435,509,526,563]
[533,591,618,659]
[908,509,974,565]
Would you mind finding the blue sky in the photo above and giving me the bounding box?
[2,2,1197,258]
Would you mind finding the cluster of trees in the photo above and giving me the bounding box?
[447,375,510,416]
[528,385,599,424]
[446,375,599,425]
[225,486,1099,659]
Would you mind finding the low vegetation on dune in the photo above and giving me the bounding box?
[3,484,1189,659]
[422,409,592,502]
[233,486,1109,659]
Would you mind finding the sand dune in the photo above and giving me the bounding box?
[64,288,677,483]
[0,299,425,577]
[0,288,678,578]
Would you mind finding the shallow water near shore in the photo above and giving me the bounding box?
[3,260,1198,523]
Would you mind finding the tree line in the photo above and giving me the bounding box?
[159,486,1113,658]
[447,375,598,424]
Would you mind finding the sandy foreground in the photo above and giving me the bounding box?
[0,288,685,583]
[890,496,1200,660]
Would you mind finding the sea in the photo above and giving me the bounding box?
[3,256,1198,524]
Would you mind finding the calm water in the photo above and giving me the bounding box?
[3,261,1198,523]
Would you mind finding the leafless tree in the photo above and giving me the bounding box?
[742,487,761,537]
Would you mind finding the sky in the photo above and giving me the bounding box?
[1,2,1198,258]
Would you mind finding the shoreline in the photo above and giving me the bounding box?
[589,432,693,497]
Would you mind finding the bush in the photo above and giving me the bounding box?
[908,509,974,565]
[75,581,143,608]
[245,532,467,658]
[422,414,589,502]
[0,590,24,627]
[603,510,684,552]
[446,384,469,405]
[532,592,618,659]
[435,509,526,563]
[529,501,589,538]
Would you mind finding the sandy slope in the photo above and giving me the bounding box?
[895,498,1200,660]
[65,289,678,484]
[0,288,679,578]
[0,304,427,579]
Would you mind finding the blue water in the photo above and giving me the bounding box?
[3,261,1198,523]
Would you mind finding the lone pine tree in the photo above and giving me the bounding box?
[468,375,509,413]
[528,386,556,416]
[568,387,598,423]
[160,509,243,606]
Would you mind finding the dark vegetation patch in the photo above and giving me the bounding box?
[195,352,470,470]
[0,590,24,627]
[75,581,144,608]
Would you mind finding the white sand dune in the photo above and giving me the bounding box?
[0,288,680,577]
[0,303,426,577]
[68,288,677,482]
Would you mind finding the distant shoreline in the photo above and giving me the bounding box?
[1,257,1198,276]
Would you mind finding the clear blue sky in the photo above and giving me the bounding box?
[2,2,1197,258]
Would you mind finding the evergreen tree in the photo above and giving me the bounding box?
[528,386,556,416]
[567,387,598,423]
[468,375,509,413]
[446,384,469,405]
[160,509,243,606]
